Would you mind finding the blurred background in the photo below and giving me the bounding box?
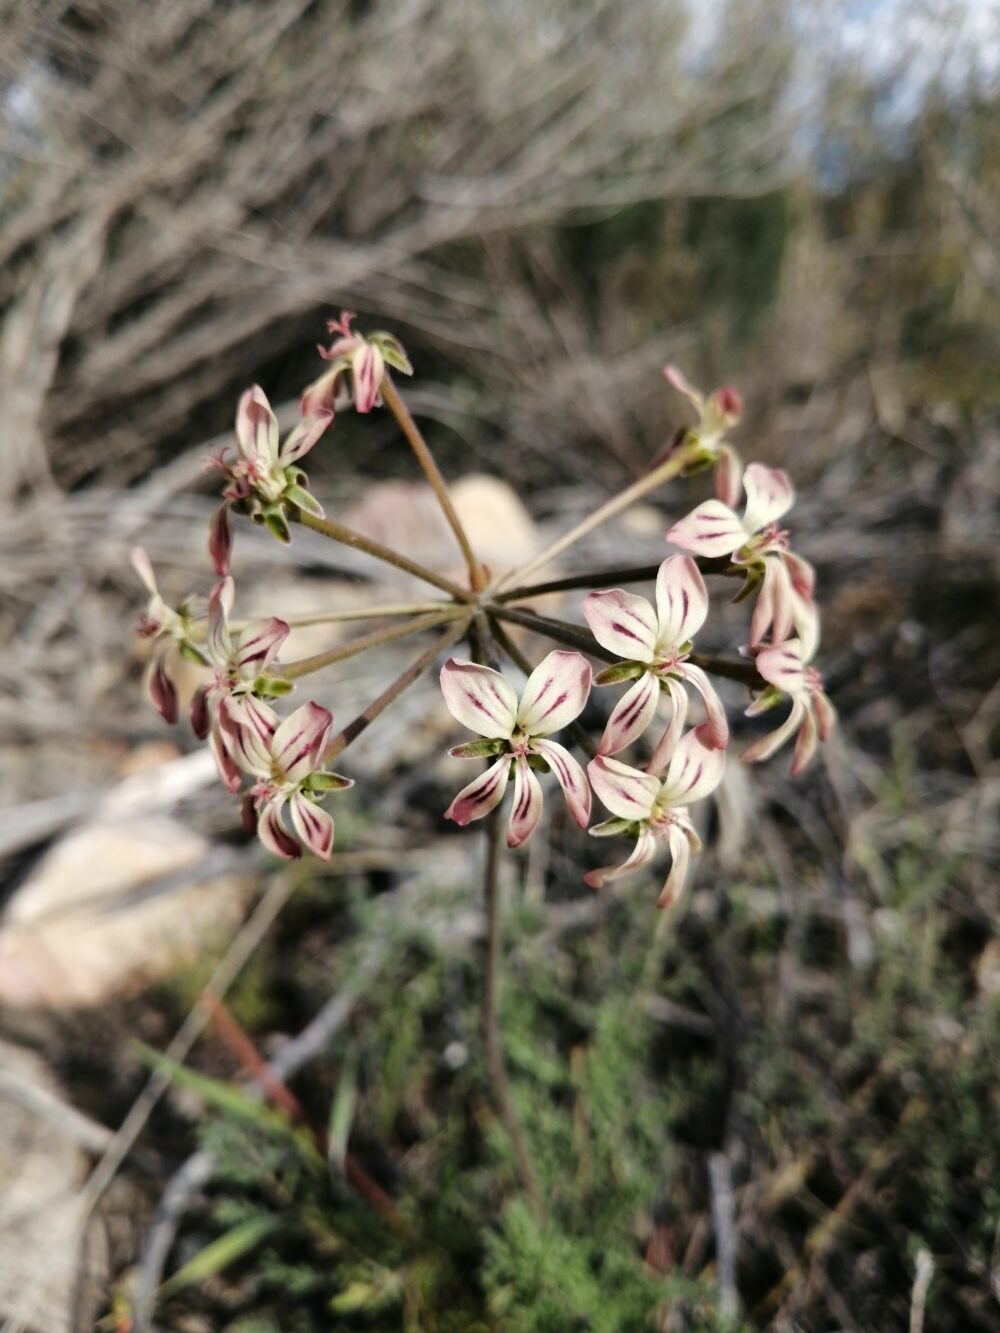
[2,1,999,1329]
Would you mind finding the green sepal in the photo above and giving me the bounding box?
[255,674,294,697]
[308,771,354,792]
[449,739,506,759]
[588,817,634,838]
[526,753,550,773]
[263,507,292,544]
[595,661,644,686]
[285,481,324,519]
[371,332,413,375]
[178,640,210,666]
[730,567,761,604]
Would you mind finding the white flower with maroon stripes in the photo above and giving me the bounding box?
[742,638,836,776]
[131,547,207,726]
[207,384,332,575]
[300,310,413,418]
[663,365,743,507]
[190,577,293,794]
[582,555,728,759]
[666,462,819,657]
[440,651,592,849]
[585,725,726,909]
[219,697,352,860]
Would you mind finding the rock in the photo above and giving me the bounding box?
[0,817,252,1008]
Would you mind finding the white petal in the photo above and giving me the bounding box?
[272,702,333,781]
[440,659,518,739]
[741,462,794,533]
[507,756,543,848]
[236,385,280,467]
[677,663,729,749]
[646,679,688,775]
[597,673,660,756]
[532,739,591,829]
[754,640,806,695]
[742,697,807,764]
[588,755,659,822]
[517,650,592,736]
[660,727,726,806]
[655,555,709,648]
[663,364,705,412]
[582,590,658,663]
[658,825,693,909]
[288,791,335,859]
[666,501,748,559]
[445,757,511,826]
[584,828,657,889]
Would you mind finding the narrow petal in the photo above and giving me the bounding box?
[236,385,280,466]
[597,672,660,756]
[814,689,836,742]
[658,825,693,909]
[791,585,820,662]
[445,757,512,826]
[272,702,333,782]
[790,705,819,777]
[714,445,743,508]
[507,756,543,848]
[532,739,591,829]
[655,555,708,648]
[440,659,518,738]
[235,617,290,676]
[741,462,794,533]
[582,589,658,662]
[352,343,384,413]
[584,828,657,889]
[131,546,158,596]
[280,409,333,465]
[518,650,593,736]
[145,655,178,725]
[742,698,806,764]
[209,502,233,577]
[207,577,235,666]
[666,500,747,559]
[782,549,816,601]
[209,720,243,794]
[588,755,659,822]
[288,791,335,859]
[677,663,729,749]
[660,727,726,806]
[662,364,704,412]
[258,800,301,860]
[646,679,688,775]
[749,558,794,649]
[190,685,210,740]
[754,640,806,695]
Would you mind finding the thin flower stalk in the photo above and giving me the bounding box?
[279,609,464,682]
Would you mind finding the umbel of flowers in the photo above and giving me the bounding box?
[133,326,835,905]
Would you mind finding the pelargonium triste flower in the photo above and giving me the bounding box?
[663,364,743,507]
[440,651,592,849]
[742,638,836,776]
[665,461,818,657]
[207,385,333,574]
[582,554,728,758]
[131,546,207,725]
[191,577,293,793]
[219,696,352,860]
[300,310,413,418]
[585,725,726,909]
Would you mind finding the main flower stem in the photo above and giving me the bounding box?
[381,375,485,594]
[495,445,696,591]
[280,610,463,681]
[482,806,543,1218]
[294,509,473,602]
[324,617,470,761]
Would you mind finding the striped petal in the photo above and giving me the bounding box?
[741,463,794,533]
[440,659,518,739]
[742,697,807,765]
[207,578,235,666]
[754,640,806,696]
[280,409,333,465]
[659,726,726,806]
[258,800,301,860]
[220,696,277,776]
[655,555,708,648]
[144,655,178,725]
[677,663,729,750]
[658,824,693,909]
[208,501,234,577]
[236,385,280,467]
[750,557,794,649]
[445,757,512,826]
[597,672,660,756]
[507,756,543,848]
[532,739,591,829]
[584,827,657,890]
[352,343,384,413]
[517,650,592,736]
[235,617,289,676]
[209,720,243,794]
[790,706,819,777]
[588,755,659,822]
[582,589,658,662]
[272,702,333,782]
[666,500,747,559]
[289,791,335,859]
[814,689,836,742]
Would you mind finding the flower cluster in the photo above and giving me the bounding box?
[133,328,835,904]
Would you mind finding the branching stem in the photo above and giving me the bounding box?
[494,556,734,603]
[280,610,463,681]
